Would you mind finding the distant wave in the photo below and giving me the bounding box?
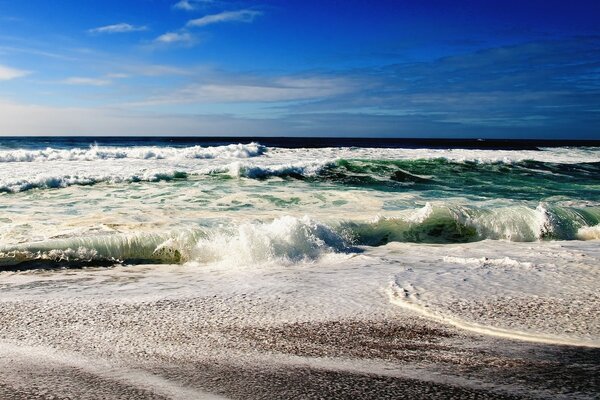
[213,158,600,201]
[2,207,599,269]
[2,156,599,195]
[219,158,600,181]
[0,142,265,163]
[0,170,188,193]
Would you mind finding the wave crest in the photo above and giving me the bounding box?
[0,170,188,193]
[190,216,351,265]
[2,206,599,269]
[0,143,265,163]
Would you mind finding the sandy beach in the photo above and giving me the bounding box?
[1,248,598,399]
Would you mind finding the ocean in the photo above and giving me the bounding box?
[0,137,599,398]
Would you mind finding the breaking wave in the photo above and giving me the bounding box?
[0,217,351,269]
[2,207,599,269]
[222,158,600,183]
[0,142,265,163]
[0,170,188,193]
[342,203,600,244]
[2,155,599,197]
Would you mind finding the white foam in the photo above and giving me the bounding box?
[441,256,534,268]
[0,143,265,163]
[454,203,552,241]
[577,224,600,240]
[221,160,330,179]
[0,169,187,193]
[384,240,600,346]
[1,145,598,194]
[404,202,434,223]
[190,216,350,266]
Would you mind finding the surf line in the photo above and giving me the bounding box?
[0,339,228,400]
[387,283,600,348]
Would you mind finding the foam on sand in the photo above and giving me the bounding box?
[383,241,600,347]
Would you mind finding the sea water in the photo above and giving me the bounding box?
[0,137,598,346]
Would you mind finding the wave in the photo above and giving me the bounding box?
[577,224,600,240]
[2,207,599,269]
[2,155,599,196]
[188,216,351,265]
[0,170,188,193]
[0,142,265,163]
[0,216,351,269]
[222,161,331,179]
[342,203,600,244]
[221,158,600,182]
[213,158,600,202]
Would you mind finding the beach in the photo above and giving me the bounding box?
[0,138,599,398]
[0,249,599,399]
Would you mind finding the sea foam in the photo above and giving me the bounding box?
[189,216,351,266]
[0,143,265,163]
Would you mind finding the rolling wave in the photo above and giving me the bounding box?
[224,158,600,182]
[1,153,598,196]
[2,206,599,269]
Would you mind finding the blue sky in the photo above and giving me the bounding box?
[0,0,599,137]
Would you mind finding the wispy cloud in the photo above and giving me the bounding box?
[61,77,111,86]
[1,16,23,23]
[88,23,148,35]
[186,10,262,28]
[106,73,129,79]
[153,32,196,46]
[0,65,30,80]
[125,64,193,76]
[132,76,354,105]
[0,45,76,61]
[0,98,286,136]
[276,37,600,134]
[173,0,215,11]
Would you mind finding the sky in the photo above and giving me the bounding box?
[0,0,599,138]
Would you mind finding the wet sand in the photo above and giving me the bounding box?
[0,295,598,399]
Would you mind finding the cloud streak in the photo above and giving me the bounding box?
[130,76,355,106]
[186,10,262,28]
[61,77,111,86]
[173,0,215,11]
[0,65,30,80]
[88,23,148,34]
[153,32,196,46]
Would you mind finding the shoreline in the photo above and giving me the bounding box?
[1,293,599,399]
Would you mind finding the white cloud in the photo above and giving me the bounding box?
[88,23,148,34]
[0,65,30,80]
[62,77,111,86]
[173,0,215,11]
[186,9,262,28]
[174,0,194,11]
[154,32,195,45]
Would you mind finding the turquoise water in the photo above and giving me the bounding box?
[0,139,599,268]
